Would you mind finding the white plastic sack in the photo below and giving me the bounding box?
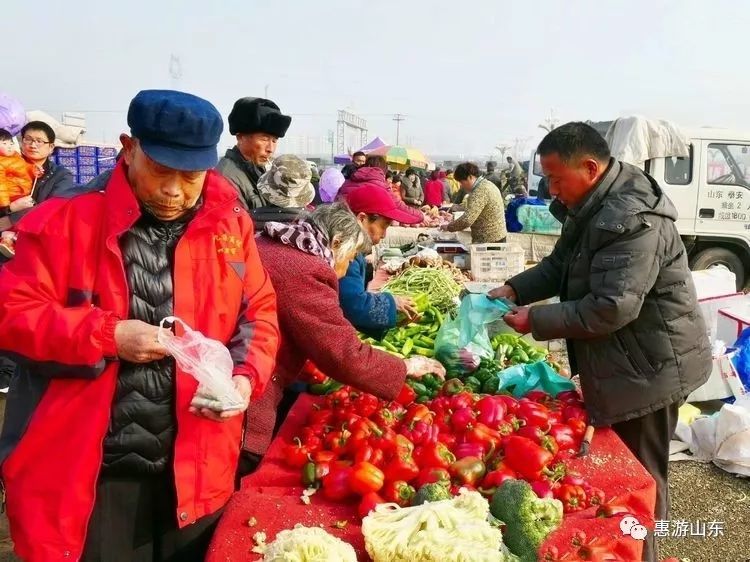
[157,316,244,411]
[684,396,750,476]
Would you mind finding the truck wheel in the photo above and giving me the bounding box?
[689,247,746,290]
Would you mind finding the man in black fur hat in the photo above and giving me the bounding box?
[216,97,292,210]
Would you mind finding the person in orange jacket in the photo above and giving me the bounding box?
[0,128,42,257]
[0,90,280,561]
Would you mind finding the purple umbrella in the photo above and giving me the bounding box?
[0,93,26,136]
[319,168,345,202]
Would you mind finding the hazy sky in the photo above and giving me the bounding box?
[5,0,749,160]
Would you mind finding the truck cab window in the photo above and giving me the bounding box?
[707,143,750,188]
[664,146,693,185]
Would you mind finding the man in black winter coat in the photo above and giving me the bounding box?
[490,122,712,562]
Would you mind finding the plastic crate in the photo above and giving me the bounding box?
[57,156,78,167]
[469,243,525,283]
[97,147,118,158]
[59,163,78,176]
[97,158,116,172]
[56,147,77,157]
[77,156,97,166]
[77,146,97,157]
[78,165,97,176]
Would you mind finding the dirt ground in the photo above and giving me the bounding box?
[0,399,746,561]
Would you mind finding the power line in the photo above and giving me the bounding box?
[393,114,406,145]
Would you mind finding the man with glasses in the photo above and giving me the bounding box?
[0,121,75,234]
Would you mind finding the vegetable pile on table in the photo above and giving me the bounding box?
[282,383,605,561]
[359,301,444,359]
[381,267,462,313]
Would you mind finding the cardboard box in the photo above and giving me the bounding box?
[687,352,747,402]
[717,302,750,345]
[699,293,747,344]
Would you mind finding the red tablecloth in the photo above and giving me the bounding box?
[207,395,655,561]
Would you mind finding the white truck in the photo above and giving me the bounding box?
[527,123,750,289]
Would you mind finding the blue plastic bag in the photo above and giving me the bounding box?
[494,361,575,397]
[731,327,750,392]
[435,294,514,374]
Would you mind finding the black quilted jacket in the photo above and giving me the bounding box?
[101,209,191,476]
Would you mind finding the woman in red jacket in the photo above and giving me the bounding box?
[424,169,449,207]
[242,203,444,474]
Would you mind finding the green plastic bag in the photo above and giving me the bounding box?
[495,361,575,397]
[435,294,514,375]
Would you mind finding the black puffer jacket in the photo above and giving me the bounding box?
[507,160,712,426]
[101,209,191,476]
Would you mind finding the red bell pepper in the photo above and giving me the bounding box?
[517,399,550,429]
[596,502,633,518]
[395,384,417,406]
[548,423,578,453]
[307,407,334,427]
[321,467,354,501]
[556,389,581,403]
[464,423,502,455]
[394,434,415,457]
[524,390,553,405]
[415,467,451,489]
[495,394,519,413]
[354,445,384,467]
[449,456,486,486]
[563,404,587,423]
[326,387,351,409]
[403,404,433,426]
[430,396,451,413]
[402,420,437,446]
[369,427,397,455]
[475,396,507,428]
[349,461,385,496]
[414,442,456,469]
[567,418,587,438]
[516,424,545,443]
[450,407,476,432]
[585,486,606,507]
[311,450,337,464]
[478,466,516,497]
[452,441,486,460]
[557,483,587,513]
[383,456,419,483]
[358,492,385,518]
[382,480,416,507]
[283,438,312,468]
[502,436,554,480]
[449,391,474,410]
[352,392,380,417]
[324,428,352,455]
[436,431,457,450]
[373,407,400,430]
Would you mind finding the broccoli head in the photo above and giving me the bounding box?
[411,483,452,506]
[490,479,563,562]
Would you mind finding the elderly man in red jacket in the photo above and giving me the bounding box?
[0,90,280,561]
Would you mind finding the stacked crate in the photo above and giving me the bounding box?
[53,145,119,185]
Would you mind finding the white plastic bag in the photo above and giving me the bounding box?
[157,316,245,411]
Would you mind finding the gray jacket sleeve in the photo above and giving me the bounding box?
[529,217,662,341]
[215,159,266,211]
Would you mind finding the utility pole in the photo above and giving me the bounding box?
[264,84,269,98]
[393,114,406,145]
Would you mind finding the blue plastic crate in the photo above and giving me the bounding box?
[78,165,97,176]
[60,163,78,175]
[78,156,97,166]
[97,147,118,158]
[97,159,116,172]
[77,146,97,157]
[56,147,77,157]
[56,156,78,167]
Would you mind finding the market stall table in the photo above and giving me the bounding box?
[207,395,655,561]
